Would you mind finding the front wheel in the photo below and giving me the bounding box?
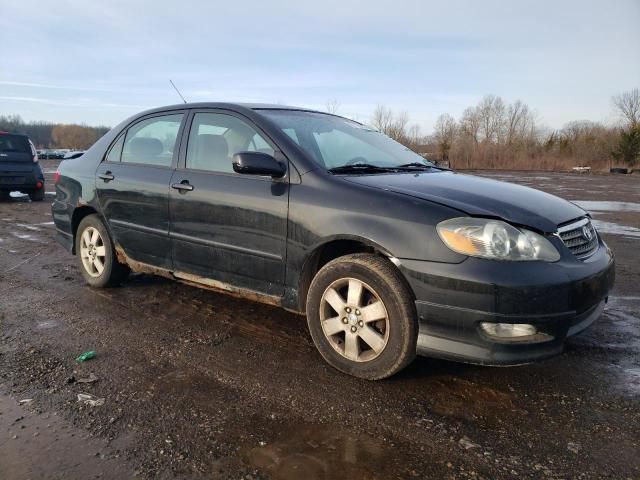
[75,214,130,287]
[306,253,418,380]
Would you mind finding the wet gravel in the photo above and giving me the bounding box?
[0,162,639,479]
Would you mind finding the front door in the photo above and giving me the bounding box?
[95,112,185,268]
[169,111,289,296]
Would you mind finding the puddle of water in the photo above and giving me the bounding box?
[0,391,132,477]
[16,223,40,231]
[573,201,640,213]
[591,220,640,239]
[36,320,58,329]
[602,297,640,395]
[621,368,640,394]
[11,232,38,241]
[246,424,389,480]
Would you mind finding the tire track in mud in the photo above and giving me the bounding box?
[87,280,313,353]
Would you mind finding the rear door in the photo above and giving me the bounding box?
[0,134,36,187]
[168,110,289,296]
[95,112,185,268]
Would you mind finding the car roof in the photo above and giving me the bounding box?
[0,131,28,137]
[135,102,337,118]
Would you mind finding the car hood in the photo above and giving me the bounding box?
[342,171,586,233]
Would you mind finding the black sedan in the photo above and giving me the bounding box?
[51,103,614,379]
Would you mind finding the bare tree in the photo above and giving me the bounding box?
[387,111,409,143]
[325,98,341,114]
[370,106,411,143]
[477,95,506,143]
[613,88,640,128]
[371,105,394,134]
[406,124,423,149]
[459,106,481,145]
[506,100,536,146]
[433,113,457,164]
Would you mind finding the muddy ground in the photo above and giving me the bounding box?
[1,161,639,479]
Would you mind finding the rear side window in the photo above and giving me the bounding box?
[0,135,30,154]
[121,114,183,167]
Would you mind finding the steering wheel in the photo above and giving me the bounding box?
[344,156,369,166]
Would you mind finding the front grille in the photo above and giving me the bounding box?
[558,218,599,260]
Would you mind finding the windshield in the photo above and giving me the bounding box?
[258,110,433,171]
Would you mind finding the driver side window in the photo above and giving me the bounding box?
[186,113,274,173]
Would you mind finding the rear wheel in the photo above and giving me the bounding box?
[29,189,45,202]
[76,214,129,287]
[306,253,418,380]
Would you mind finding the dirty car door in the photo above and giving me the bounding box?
[95,113,185,268]
[168,111,288,296]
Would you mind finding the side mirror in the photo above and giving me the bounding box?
[232,151,286,178]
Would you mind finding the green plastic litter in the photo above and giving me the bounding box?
[76,351,96,363]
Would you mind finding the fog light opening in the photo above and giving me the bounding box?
[480,322,538,338]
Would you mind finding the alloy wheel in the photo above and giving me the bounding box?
[79,226,106,277]
[319,277,390,362]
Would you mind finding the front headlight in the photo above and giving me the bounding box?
[437,218,560,262]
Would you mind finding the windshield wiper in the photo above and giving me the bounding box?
[396,162,433,170]
[328,164,396,174]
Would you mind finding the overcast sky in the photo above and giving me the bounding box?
[1,0,638,131]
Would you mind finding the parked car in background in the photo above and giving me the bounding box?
[63,150,85,159]
[52,103,615,379]
[40,150,66,160]
[0,131,45,201]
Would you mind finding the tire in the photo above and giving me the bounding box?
[29,189,45,202]
[306,253,418,380]
[610,167,632,174]
[75,214,130,287]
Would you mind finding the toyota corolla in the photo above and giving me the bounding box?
[51,103,615,379]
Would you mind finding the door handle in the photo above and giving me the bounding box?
[98,172,114,182]
[171,181,194,192]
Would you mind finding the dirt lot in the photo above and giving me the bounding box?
[1,161,639,479]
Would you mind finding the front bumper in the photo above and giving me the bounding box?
[400,240,615,365]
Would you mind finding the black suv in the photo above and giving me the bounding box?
[52,103,614,379]
[0,132,45,201]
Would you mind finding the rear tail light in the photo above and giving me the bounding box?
[30,141,38,163]
[36,181,43,189]
[53,170,61,185]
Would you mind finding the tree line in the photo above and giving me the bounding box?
[368,88,640,171]
[0,114,110,150]
[2,88,638,169]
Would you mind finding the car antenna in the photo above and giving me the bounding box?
[169,79,187,104]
